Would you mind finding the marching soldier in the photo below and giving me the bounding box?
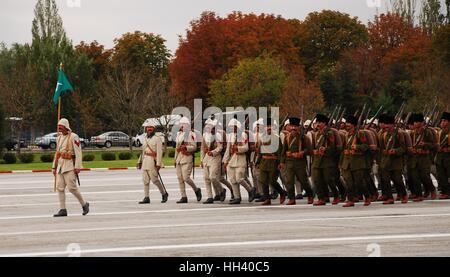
[340,115,371,207]
[279,117,314,205]
[436,112,450,199]
[223,118,256,204]
[378,114,408,204]
[408,113,437,201]
[201,118,225,203]
[255,118,286,205]
[175,116,202,203]
[52,118,89,217]
[250,118,264,200]
[137,122,168,204]
[311,114,339,206]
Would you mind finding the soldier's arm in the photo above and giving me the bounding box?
[354,132,369,152]
[324,131,336,156]
[237,133,249,153]
[72,134,83,169]
[304,134,313,156]
[156,138,163,167]
[280,136,287,164]
[421,129,435,150]
[222,141,231,163]
[200,139,206,161]
[186,132,197,152]
[211,140,223,156]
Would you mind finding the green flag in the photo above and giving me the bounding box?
[53,69,74,105]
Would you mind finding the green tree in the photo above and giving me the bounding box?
[297,10,368,78]
[432,24,450,67]
[420,0,445,35]
[209,56,287,108]
[0,99,5,155]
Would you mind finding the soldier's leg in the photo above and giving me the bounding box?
[285,163,297,200]
[182,162,199,192]
[56,173,67,209]
[296,161,313,198]
[380,168,394,200]
[228,166,241,199]
[177,164,187,198]
[203,165,213,199]
[142,170,151,197]
[365,168,378,197]
[391,169,407,198]
[323,167,337,199]
[259,167,270,199]
[409,166,423,198]
[342,169,355,201]
[436,162,450,195]
[237,167,252,193]
[312,168,325,200]
[418,163,436,194]
[209,162,223,197]
[335,168,347,198]
[65,171,86,206]
[353,170,370,199]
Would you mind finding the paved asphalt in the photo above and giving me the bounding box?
[0,169,449,257]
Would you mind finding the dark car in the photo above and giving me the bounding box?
[4,138,27,151]
[91,131,130,148]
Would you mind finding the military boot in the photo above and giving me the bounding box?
[177,197,188,204]
[161,193,169,203]
[203,198,214,204]
[195,188,202,201]
[229,197,241,204]
[53,209,67,217]
[82,202,90,216]
[219,189,226,202]
[139,197,150,204]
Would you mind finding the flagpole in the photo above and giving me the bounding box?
[53,63,63,192]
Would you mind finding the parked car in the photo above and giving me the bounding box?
[132,133,146,147]
[91,131,130,148]
[4,137,28,151]
[35,132,87,149]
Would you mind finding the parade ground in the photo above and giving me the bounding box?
[0,168,450,257]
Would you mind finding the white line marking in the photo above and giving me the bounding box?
[1,213,450,237]
[3,232,450,257]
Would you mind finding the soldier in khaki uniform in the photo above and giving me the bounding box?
[377,114,408,204]
[280,117,314,205]
[201,118,225,203]
[223,118,255,204]
[52,118,89,217]
[408,113,437,201]
[175,116,202,203]
[311,114,339,206]
[137,122,168,204]
[255,118,286,205]
[436,112,450,199]
[340,115,371,207]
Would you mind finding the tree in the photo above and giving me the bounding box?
[279,66,325,118]
[170,11,301,105]
[420,0,445,35]
[296,10,368,78]
[75,41,112,79]
[111,31,171,78]
[0,98,5,155]
[209,56,287,108]
[388,0,418,25]
[432,24,450,67]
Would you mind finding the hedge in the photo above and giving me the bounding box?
[101,152,116,161]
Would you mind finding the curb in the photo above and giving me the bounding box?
[0,166,183,174]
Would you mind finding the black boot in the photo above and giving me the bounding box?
[161,193,168,203]
[229,197,241,205]
[195,188,202,201]
[295,194,303,200]
[254,193,262,199]
[219,189,226,202]
[177,197,188,204]
[139,197,150,204]
[213,194,221,201]
[248,187,256,202]
[271,191,279,200]
[203,198,214,204]
[255,196,267,202]
[82,202,90,216]
[53,209,67,217]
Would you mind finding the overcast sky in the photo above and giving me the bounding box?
[1,0,389,54]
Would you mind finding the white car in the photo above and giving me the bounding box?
[132,133,146,147]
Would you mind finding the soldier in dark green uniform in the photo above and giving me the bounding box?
[409,113,437,201]
[436,112,450,199]
[340,115,371,207]
[255,118,286,205]
[378,114,408,204]
[279,117,313,205]
[311,114,339,206]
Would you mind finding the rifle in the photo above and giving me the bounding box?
[336,107,347,128]
[414,99,437,147]
[346,104,367,149]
